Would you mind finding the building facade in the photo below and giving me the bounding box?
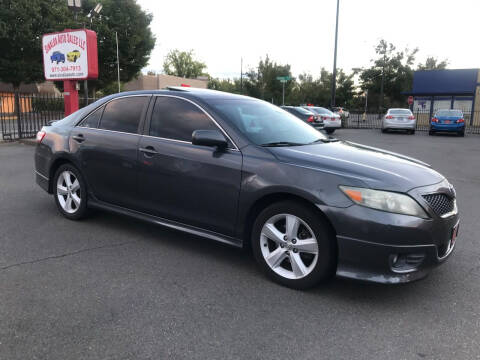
[408,69,480,124]
[124,74,208,92]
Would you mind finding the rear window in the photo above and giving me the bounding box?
[293,107,314,115]
[436,109,463,117]
[389,109,412,115]
[99,96,148,134]
[310,107,332,115]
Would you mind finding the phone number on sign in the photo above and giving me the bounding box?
[51,65,82,73]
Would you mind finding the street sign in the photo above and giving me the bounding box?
[276,76,291,82]
[408,96,414,105]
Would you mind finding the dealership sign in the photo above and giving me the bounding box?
[42,29,98,80]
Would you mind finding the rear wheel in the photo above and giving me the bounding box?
[458,130,465,137]
[381,128,387,133]
[252,201,336,289]
[326,129,335,135]
[429,130,435,136]
[53,164,89,220]
[410,129,415,135]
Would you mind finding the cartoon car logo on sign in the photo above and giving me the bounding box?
[50,51,65,64]
[67,50,81,62]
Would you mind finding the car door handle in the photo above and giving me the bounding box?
[72,134,85,143]
[139,146,158,156]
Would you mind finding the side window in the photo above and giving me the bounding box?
[99,96,148,134]
[150,97,218,142]
[78,106,104,128]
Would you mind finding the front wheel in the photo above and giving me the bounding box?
[325,129,335,135]
[53,164,89,220]
[252,201,336,289]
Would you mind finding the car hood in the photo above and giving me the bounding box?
[268,141,444,192]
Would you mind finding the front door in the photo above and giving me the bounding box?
[137,96,242,236]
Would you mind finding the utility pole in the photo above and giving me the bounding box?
[379,52,386,115]
[330,0,340,108]
[240,57,243,94]
[116,32,121,93]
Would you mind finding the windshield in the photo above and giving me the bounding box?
[389,109,412,115]
[309,107,333,115]
[211,99,327,146]
[436,109,463,117]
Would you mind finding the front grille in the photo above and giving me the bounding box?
[422,193,455,216]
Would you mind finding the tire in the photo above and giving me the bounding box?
[381,128,387,133]
[429,130,435,136]
[53,164,89,220]
[459,130,465,137]
[410,130,415,135]
[326,129,335,135]
[251,201,336,290]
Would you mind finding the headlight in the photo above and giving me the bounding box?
[339,186,429,218]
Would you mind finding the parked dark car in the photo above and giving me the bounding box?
[430,109,466,136]
[35,88,459,289]
[281,106,324,129]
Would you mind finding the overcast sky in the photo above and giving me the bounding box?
[137,0,480,79]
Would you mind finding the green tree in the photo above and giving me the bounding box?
[0,0,155,95]
[417,57,448,70]
[358,39,418,111]
[0,0,75,89]
[163,50,207,78]
[84,0,155,93]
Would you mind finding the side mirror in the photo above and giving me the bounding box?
[192,130,228,149]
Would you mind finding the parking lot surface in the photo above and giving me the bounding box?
[1,130,479,360]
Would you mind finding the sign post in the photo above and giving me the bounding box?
[276,76,291,105]
[42,29,98,116]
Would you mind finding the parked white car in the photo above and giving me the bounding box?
[304,106,341,134]
[382,108,416,134]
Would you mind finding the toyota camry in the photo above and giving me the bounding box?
[35,88,459,289]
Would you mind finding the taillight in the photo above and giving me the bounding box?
[385,115,393,119]
[408,115,415,120]
[36,130,46,143]
[456,118,465,123]
[307,115,314,123]
[432,117,438,123]
[322,116,328,121]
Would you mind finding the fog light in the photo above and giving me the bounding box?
[390,253,426,274]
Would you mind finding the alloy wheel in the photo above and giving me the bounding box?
[260,213,319,280]
[56,170,81,214]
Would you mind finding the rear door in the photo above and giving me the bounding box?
[136,95,242,236]
[70,95,150,209]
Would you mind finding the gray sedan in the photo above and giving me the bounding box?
[35,89,458,289]
[382,108,417,134]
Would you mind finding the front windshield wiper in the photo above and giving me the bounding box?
[260,141,305,147]
[308,137,339,144]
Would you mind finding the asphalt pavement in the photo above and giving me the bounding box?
[0,129,479,360]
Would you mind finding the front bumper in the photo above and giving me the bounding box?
[319,181,459,284]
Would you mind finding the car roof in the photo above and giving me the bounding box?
[105,87,256,103]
